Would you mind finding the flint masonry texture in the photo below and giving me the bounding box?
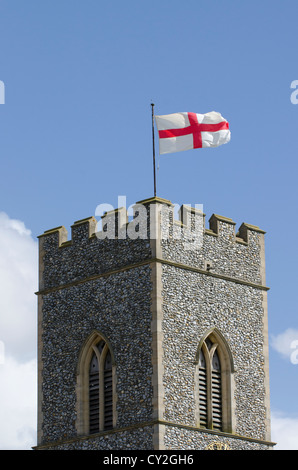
[35,197,274,450]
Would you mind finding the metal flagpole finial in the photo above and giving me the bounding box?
[151,103,157,198]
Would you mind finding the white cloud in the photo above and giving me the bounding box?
[0,212,38,362]
[0,212,38,449]
[271,328,298,363]
[271,410,298,450]
[0,356,37,449]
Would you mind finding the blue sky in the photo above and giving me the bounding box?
[0,0,297,449]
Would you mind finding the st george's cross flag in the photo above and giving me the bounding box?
[155,111,230,155]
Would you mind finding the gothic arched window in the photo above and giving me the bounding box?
[88,339,113,433]
[196,329,234,433]
[76,332,116,436]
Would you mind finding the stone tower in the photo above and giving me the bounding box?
[35,196,274,450]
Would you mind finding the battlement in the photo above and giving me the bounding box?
[38,197,267,291]
[38,197,265,247]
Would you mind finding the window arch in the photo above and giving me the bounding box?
[195,328,234,433]
[76,332,116,436]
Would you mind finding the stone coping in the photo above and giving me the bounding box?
[35,257,269,296]
[33,419,276,450]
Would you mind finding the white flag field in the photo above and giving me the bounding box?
[155,111,231,155]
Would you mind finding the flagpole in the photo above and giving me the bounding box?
[151,103,157,198]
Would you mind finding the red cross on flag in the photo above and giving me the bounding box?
[155,111,230,155]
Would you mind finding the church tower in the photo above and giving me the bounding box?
[35,197,274,450]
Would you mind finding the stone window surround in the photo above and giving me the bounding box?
[75,330,117,436]
[194,328,235,434]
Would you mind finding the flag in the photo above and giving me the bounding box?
[155,111,230,155]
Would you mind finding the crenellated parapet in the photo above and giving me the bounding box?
[37,197,267,292]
